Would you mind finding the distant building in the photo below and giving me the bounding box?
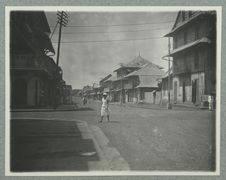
[99,74,112,95]
[10,11,62,108]
[111,55,150,103]
[64,85,73,104]
[124,62,164,104]
[98,55,164,104]
[164,11,216,105]
[160,68,173,104]
[82,85,93,97]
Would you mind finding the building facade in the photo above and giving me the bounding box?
[165,11,216,105]
[10,11,62,108]
[98,55,164,104]
[124,62,164,104]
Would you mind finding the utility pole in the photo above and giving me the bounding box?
[167,37,172,109]
[120,78,123,104]
[56,11,68,66]
[53,11,68,109]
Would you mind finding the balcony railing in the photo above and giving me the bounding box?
[11,54,57,77]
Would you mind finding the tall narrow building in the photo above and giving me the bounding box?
[164,11,216,105]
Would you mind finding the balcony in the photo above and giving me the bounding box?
[124,83,133,90]
[11,54,57,78]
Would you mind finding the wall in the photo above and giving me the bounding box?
[173,17,211,49]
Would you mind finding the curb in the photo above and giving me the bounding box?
[88,125,130,171]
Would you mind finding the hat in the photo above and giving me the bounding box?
[103,93,107,96]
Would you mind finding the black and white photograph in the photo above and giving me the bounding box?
[5,6,221,175]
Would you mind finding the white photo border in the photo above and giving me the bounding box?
[5,6,222,176]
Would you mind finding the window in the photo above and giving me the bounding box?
[174,36,178,49]
[182,11,185,21]
[194,52,199,69]
[184,31,188,44]
[195,26,200,40]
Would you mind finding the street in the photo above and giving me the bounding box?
[11,99,216,171]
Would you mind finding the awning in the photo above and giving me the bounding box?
[163,37,211,57]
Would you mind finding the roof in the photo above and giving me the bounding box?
[165,11,215,37]
[125,55,150,67]
[125,62,165,78]
[165,11,203,37]
[114,55,150,72]
[100,74,112,83]
[136,76,159,88]
[164,37,211,57]
[103,73,117,82]
[93,83,100,88]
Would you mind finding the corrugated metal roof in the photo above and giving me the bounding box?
[124,55,150,67]
[125,62,165,77]
[114,55,151,72]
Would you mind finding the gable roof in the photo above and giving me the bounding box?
[100,74,112,83]
[124,55,150,67]
[104,73,118,82]
[114,55,150,72]
[165,11,204,37]
[125,62,164,78]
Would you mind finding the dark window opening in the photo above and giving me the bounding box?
[182,12,185,21]
[195,26,200,40]
[184,31,188,44]
[194,52,199,69]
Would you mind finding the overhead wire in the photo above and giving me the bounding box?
[57,27,170,34]
[52,36,166,44]
[49,20,174,28]
[50,22,59,39]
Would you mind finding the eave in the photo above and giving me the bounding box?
[163,37,211,57]
[165,12,203,37]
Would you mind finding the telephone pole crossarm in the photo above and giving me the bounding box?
[56,11,68,66]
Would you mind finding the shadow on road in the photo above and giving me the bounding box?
[75,107,94,111]
[107,121,120,123]
[10,119,99,172]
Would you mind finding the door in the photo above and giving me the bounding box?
[174,81,177,102]
[12,79,27,107]
[192,80,198,104]
[182,82,186,102]
[196,79,200,104]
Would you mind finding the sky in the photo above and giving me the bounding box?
[46,11,177,89]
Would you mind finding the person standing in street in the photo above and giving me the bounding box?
[99,92,110,123]
[83,96,87,105]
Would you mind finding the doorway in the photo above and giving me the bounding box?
[174,81,177,102]
[12,78,27,107]
[182,82,186,102]
[192,79,199,104]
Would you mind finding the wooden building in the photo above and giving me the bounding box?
[124,62,164,104]
[10,11,62,108]
[112,55,150,103]
[165,11,216,105]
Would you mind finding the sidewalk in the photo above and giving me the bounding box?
[11,104,78,112]
[126,102,209,111]
[103,101,209,111]
[10,118,129,172]
[10,118,98,171]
